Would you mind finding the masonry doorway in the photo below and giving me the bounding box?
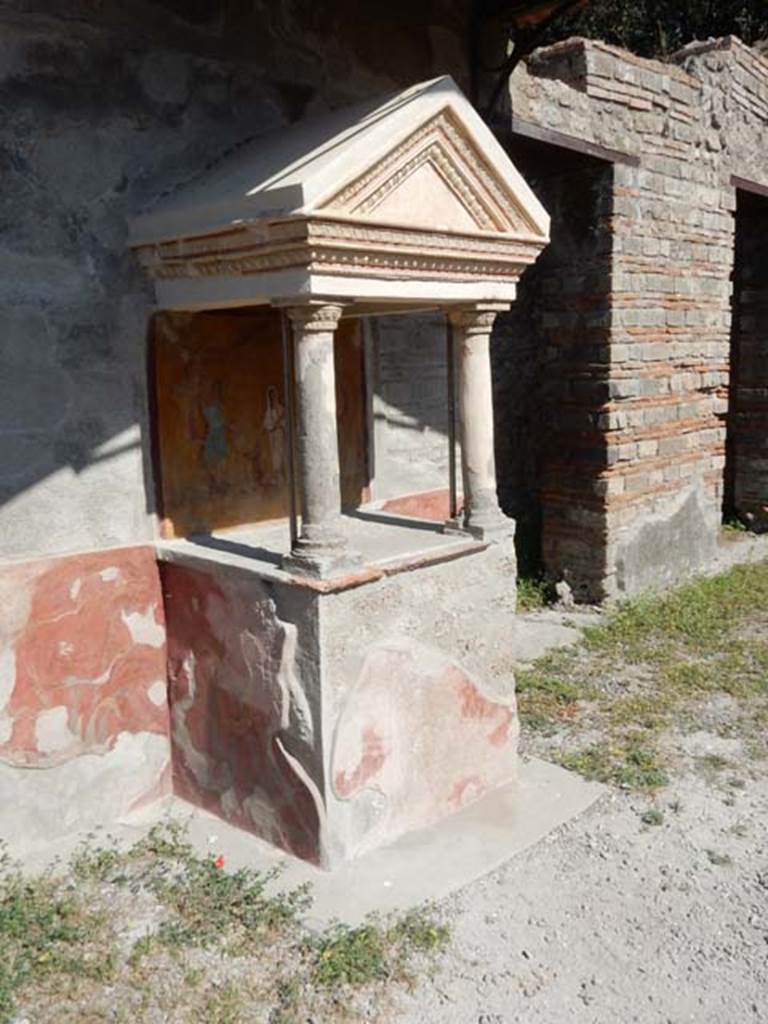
[494,134,613,590]
[724,184,768,531]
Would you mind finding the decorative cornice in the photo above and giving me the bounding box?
[136,215,546,287]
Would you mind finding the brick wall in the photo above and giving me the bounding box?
[508,35,768,599]
[493,152,613,587]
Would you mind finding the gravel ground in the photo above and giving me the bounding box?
[392,756,767,1024]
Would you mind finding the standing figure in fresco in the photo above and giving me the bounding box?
[262,385,286,485]
[198,381,233,501]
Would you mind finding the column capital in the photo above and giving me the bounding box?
[447,303,509,335]
[287,302,345,333]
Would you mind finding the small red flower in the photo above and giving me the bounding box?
[213,854,225,869]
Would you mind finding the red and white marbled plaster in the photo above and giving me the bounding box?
[161,563,324,864]
[0,546,170,769]
[331,641,519,859]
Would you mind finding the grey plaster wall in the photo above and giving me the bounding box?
[370,313,454,501]
[0,0,468,563]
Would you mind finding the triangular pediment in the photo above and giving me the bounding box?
[318,108,539,236]
[131,78,549,248]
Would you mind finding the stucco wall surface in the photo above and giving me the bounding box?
[0,0,468,565]
[160,557,326,863]
[0,0,469,840]
[0,544,170,843]
[158,541,518,867]
[322,540,519,863]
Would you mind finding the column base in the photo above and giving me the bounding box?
[442,516,466,537]
[462,510,516,543]
[282,538,362,580]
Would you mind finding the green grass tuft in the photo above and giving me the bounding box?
[517,560,768,792]
[516,574,554,612]
[0,827,450,1024]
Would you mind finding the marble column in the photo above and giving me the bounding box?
[448,304,514,542]
[282,302,359,577]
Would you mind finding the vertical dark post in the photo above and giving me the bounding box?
[446,316,458,522]
[280,309,299,549]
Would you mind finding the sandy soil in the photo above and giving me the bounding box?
[393,762,766,1023]
[391,611,768,1024]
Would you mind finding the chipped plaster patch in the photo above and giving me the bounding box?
[35,706,75,755]
[148,679,167,706]
[69,577,82,601]
[99,567,120,582]
[0,647,15,713]
[0,731,171,847]
[121,607,165,648]
[0,716,12,745]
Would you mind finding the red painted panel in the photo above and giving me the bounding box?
[332,641,518,858]
[380,488,462,522]
[161,562,322,864]
[0,546,169,768]
[152,309,369,538]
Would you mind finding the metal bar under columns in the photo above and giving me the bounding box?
[280,309,299,550]
[446,316,458,523]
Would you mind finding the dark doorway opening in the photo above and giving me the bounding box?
[724,185,768,531]
[492,133,614,589]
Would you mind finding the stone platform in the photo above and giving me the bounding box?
[17,757,604,927]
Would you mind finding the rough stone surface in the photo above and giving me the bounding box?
[0,0,469,565]
[502,35,768,599]
[393,768,768,1024]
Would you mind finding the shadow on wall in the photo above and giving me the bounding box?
[0,0,466,563]
[1,5,292,560]
[368,312,455,503]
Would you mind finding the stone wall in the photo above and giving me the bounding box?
[509,35,768,599]
[0,0,467,565]
[370,312,454,503]
[493,150,613,585]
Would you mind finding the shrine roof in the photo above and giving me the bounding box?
[130,76,549,310]
[132,76,548,244]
